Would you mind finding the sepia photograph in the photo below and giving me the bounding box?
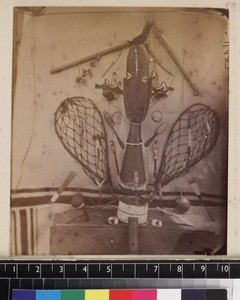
[10,7,229,256]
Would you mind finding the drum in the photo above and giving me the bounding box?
[119,44,152,190]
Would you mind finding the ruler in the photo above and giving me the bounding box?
[0,260,240,300]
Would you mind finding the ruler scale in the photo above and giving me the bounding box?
[0,260,239,300]
[1,261,240,279]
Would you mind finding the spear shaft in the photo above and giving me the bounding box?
[51,42,130,74]
[50,22,154,74]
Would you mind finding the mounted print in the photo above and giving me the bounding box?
[10,7,228,256]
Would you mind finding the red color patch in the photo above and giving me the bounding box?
[110,289,133,300]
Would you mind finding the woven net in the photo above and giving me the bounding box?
[155,103,219,186]
[54,97,110,187]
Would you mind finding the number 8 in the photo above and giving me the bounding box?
[177,265,182,272]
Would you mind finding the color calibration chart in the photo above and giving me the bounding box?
[12,289,227,300]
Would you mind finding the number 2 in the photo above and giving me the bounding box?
[35,265,40,273]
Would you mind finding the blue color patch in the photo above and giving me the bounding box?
[12,290,36,300]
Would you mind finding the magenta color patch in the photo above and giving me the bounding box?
[133,289,157,300]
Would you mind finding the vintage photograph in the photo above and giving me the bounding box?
[10,7,228,256]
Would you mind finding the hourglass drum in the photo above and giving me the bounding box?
[119,44,152,191]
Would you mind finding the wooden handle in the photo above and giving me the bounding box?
[128,217,139,254]
[154,160,157,178]
[144,133,157,147]
[104,112,124,149]
[50,171,77,203]
[58,171,77,194]
[82,206,90,222]
[110,140,120,174]
[51,42,129,74]
[145,124,167,147]
[114,130,125,149]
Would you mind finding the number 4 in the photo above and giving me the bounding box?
[83,266,87,273]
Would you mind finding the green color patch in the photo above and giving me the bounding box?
[61,290,85,300]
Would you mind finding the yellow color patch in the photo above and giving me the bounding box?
[85,290,109,300]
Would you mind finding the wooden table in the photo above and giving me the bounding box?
[50,205,226,255]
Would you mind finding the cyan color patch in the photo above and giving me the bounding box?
[36,290,61,300]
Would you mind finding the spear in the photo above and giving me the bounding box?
[50,22,154,74]
[153,25,200,96]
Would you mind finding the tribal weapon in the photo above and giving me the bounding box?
[103,111,125,149]
[110,140,120,175]
[187,175,214,221]
[50,22,154,74]
[148,47,173,76]
[101,51,122,77]
[49,171,77,203]
[152,140,159,178]
[153,26,200,96]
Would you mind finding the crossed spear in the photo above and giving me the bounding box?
[50,21,199,95]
